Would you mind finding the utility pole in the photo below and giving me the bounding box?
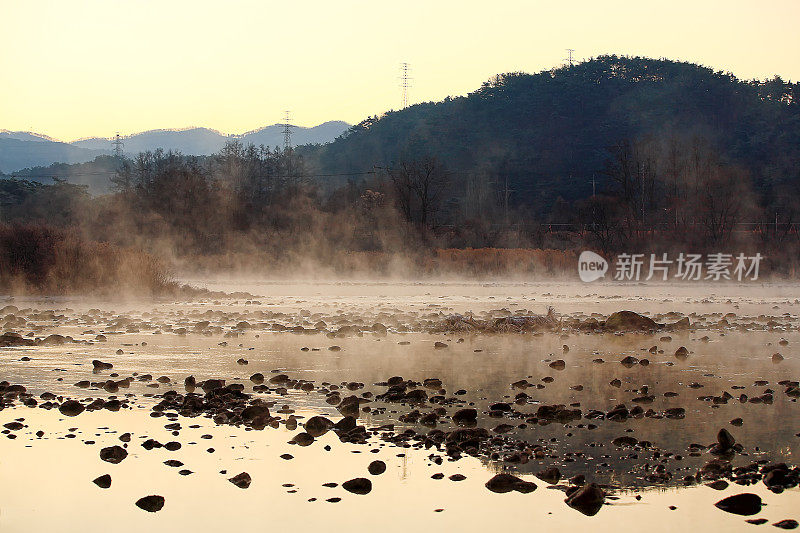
[497,174,513,226]
[111,133,124,158]
[400,62,412,108]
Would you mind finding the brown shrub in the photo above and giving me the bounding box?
[0,224,175,295]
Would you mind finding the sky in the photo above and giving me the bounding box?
[1,0,799,142]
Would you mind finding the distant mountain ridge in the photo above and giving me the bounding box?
[0,130,58,143]
[0,137,106,174]
[0,121,350,173]
[72,121,350,154]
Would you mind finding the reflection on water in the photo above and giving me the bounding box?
[0,281,798,532]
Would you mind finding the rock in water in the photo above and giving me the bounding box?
[536,467,561,484]
[714,493,762,516]
[240,404,270,422]
[717,428,736,449]
[93,474,112,489]
[565,483,605,516]
[667,317,690,330]
[452,408,478,425]
[368,460,386,475]
[304,416,334,437]
[135,495,165,512]
[485,473,537,494]
[58,400,85,417]
[92,360,113,371]
[228,472,252,489]
[342,477,372,495]
[291,432,314,446]
[605,311,658,332]
[99,446,128,464]
[337,396,361,418]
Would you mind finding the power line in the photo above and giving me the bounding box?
[5,172,117,178]
[3,170,379,180]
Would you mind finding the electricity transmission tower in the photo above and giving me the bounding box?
[282,110,293,151]
[400,62,412,108]
[564,48,575,67]
[111,133,124,158]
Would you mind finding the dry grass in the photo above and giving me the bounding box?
[0,224,176,296]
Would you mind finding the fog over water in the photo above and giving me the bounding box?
[0,280,797,531]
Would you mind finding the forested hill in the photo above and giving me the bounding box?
[308,56,800,213]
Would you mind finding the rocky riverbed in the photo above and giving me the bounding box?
[0,280,798,532]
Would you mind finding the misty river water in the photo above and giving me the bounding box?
[0,280,798,532]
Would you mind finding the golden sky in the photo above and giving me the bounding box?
[1,0,798,141]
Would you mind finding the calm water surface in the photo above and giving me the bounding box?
[0,280,798,532]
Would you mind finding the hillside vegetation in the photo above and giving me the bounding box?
[2,56,799,281]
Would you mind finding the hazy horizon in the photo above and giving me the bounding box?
[1,119,352,145]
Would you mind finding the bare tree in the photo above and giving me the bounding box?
[389,156,450,230]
